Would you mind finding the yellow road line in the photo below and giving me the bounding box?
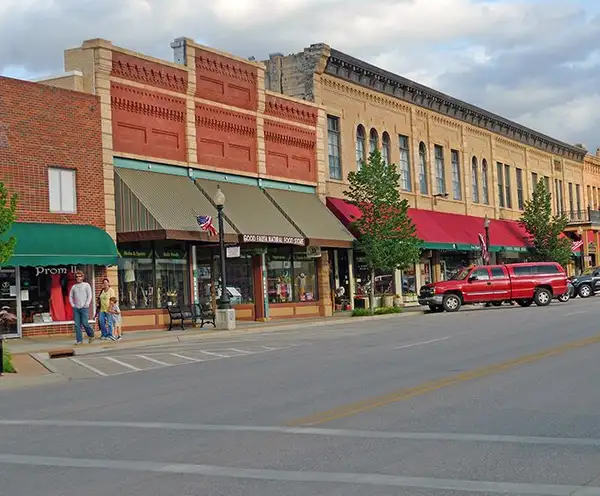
[286,332,600,427]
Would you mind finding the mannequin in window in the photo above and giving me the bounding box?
[64,271,77,320]
[297,272,307,301]
[49,273,66,321]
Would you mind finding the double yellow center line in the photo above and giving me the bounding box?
[286,332,600,427]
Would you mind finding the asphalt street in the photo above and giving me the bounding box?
[2,298,600,495]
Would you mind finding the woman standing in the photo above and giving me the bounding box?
[98,278,115,341]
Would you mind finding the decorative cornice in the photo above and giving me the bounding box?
[111,52,188,94]
[322,77,412,114]
[264,122,315,150]
[265,94,318,126]
[465,125,490,139]
[110,84,186,123]
[495,135,526,151]
[195,51,257,84]
[324,49,587,162]
[527,148,552,161]
[431,114,461,130]
[195,103,256,137]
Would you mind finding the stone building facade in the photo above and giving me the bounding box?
[264,43,598,296]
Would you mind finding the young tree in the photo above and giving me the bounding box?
[345,150,422,311]
[520,178,571,268]
[0,182,17,265]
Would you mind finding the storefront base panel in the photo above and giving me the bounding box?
[22,323,79,338]
[269,302,321,319]
[235,304,255,321]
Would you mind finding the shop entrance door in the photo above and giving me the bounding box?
[0,267,20,338]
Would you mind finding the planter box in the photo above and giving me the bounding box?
[382,295,394,308]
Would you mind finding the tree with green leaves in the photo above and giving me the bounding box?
[519,178,571,268]
[345,150,422,311]
[0,182,17,265]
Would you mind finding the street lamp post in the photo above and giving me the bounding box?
[214,186,231,310]
[484,214,491,265]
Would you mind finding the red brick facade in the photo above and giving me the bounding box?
[264,120,317,182]
[0,76,105,227]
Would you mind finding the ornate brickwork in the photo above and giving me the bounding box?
[265,94,318,126]
[111,51,188,94]
[264,120,316,182]
[195,103,256,137]
[323,77,412,114]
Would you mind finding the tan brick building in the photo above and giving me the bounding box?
[264,44,600,298]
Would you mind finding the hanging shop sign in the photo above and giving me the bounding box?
[241,234,305,246]
[226,246,241,258]
[306,246,322,258]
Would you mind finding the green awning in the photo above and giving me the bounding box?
[1,223,118,267]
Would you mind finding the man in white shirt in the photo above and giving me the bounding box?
[69,271,94,345]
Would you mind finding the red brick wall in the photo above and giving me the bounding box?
[264,120,317,182]
[195,49,258,111]
[195,103,257,173]
[111,51,188,94]
[0,76,105,227]
[265,94,318,126]
[111,82,187,162]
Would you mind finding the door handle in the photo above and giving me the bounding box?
[487,282,492,285]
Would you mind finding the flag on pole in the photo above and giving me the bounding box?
[478,233,489,263]
[197,215,217,236]
[571,239,584,252]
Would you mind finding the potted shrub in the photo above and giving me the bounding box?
[393,294,403,307]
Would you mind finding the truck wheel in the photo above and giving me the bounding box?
[517,299,533,307]
[428,305,443,313]
[534,288,552,306]
[443,294,461,312]
[491,301,502,307]
[557,292,570,303]
[578,284,592,298]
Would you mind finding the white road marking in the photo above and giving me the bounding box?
[564,310,588,316]
[2,419,600,448]
[227,348,254,355]
[104,357,141,371]
[394,336,451,350]
[196,350,230,358]
[69,358,108,376]
[0,453,597,494]
[136,355,169,366]
[170,353,203,362]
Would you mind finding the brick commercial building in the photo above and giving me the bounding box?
[37,37,354,332]
[0,76,117,338]
[264,44,598,302]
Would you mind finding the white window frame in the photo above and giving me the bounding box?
[48,167,77,214]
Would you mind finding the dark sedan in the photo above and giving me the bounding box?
[569,267,600,298]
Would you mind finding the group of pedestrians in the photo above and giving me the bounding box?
[69,271,122,345]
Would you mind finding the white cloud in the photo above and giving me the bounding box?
[0,0,599,149]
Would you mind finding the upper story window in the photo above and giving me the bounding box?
[356,125,366,170]
[576,184,582,212]
[398,135,411,192]
[327,115,342,180]
[369,128,379,154]
[451,150,461,200]
[381,132,391,165]
[516,168,524,210]
[531,172,538,194]
[497,162,505,208]
[48,167,77,213]
[471,156,479,203]
[418,142,428,195]
[504,164,512,209]
[568,182,574,215]
[434,145,445,195]
[481,159,489,205]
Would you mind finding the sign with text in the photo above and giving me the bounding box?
[241,234,305,246]
[121,248,153,259]
[226,246,241,258]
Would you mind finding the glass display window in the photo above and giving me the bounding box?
[20,265,95,324]
[267,247,293,303]
[155,242,190,307]
[118,243,154,309]
[293,250,318,302]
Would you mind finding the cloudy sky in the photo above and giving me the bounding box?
[1,0,599,151]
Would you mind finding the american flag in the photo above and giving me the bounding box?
[571,239,584,252]
[478,233,489,264]
[197,215,217,236]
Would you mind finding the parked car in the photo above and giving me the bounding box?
[569,267,600,298]
[418,262,568,312]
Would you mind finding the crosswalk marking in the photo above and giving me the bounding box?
[69,358,108,376]
[228,348,254,355]
[105,356,142,371]
[170,353,203,362]
[196,350,230,358]
[137,355,169,366]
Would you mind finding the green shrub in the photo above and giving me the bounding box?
[2,346,15,373]
[351,306,403,317]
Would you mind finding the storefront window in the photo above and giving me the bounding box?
[267,247,293,303]
[293,250,318,302]
[21,264,94,324]
[212,253,254,305]
[118,243,154,310]
[401,265,417,294]
[155,242,190,307]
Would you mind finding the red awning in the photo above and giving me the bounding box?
[326,197,529,252]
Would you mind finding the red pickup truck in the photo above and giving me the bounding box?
[418,262,568,312]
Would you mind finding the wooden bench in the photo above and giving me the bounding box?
[166,305,194,331]
[190,302,216,328]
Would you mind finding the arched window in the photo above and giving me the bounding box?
[355,125,366,170]
[471,156,479,203]
[369,128,379,154]
[418,142,428,195]
[381,132,391,165]
[481,159,489,204]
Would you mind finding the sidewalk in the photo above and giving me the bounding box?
[6,306,424,358]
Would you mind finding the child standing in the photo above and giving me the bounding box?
[109,297,123,340]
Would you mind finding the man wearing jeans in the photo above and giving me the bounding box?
[69,271,94,345]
